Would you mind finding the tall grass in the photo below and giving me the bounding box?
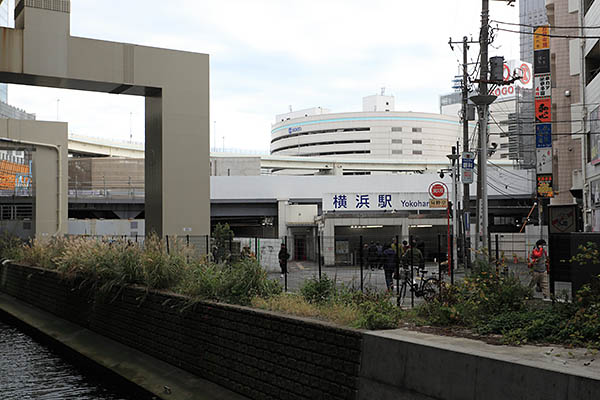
[6,234,280,306]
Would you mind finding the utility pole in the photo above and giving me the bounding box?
[448,35,477,266]
[478,0,490,251]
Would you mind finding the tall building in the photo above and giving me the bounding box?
[520,0,548,64]
[567,0,600,230]
[546,0,581,206]
[0,0,8,103]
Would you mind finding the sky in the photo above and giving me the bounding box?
[3,0,519,152]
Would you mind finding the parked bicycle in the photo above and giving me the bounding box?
[396,267,439,302]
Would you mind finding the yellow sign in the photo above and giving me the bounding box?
[534,26,550,50]
[429,199,448,209]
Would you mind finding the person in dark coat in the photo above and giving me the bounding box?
[368,241,378,271]
[278,243,290,277]
[383,244,397,291]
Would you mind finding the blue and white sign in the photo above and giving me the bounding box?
[288,126,302,134]
[535,124,552,148]
[324,192,432,212]
[461,151,475,184]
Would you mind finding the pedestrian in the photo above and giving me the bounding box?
[528,239,548,298]
[376,241,384,269]
[402,239,424,270]
[368,241,378,271]
[401,240,409,256]
[278,243,290,278]
[383,243,397,291]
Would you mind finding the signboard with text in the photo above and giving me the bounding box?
[534,74,551,97]
[461,151,475,184]
[537,174,554,198]
[535,98,552,122]
[324,192,433,212]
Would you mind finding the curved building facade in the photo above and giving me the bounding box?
[271,110,462,166]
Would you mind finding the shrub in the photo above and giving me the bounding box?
[354,293,402,330]
[179,258,281,306]
[300,274,336,304]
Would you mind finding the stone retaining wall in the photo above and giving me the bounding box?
[0,263,362,400]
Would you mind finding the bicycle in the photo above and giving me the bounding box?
[396,266,440,302]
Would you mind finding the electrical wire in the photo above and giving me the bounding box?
[491,19,600,30]
[493,26,600,39]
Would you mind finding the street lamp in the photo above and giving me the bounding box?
[447,151,460,279]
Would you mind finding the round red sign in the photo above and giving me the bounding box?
[429,182,446,198]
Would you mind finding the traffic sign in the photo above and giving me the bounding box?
[429,182,447,199]
[461,151,475,184]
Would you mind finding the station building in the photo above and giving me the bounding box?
[270,94,465,175]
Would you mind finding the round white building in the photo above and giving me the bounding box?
[270,95,463,174]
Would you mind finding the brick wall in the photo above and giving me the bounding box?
[0,263,362,400]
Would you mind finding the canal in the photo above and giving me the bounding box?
[0,318,149,400]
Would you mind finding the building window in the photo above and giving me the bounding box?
[412,139,422,145]
[392,150,402,154]
[585,41,600,85]
[391,127,402,132]
[391,139,402,144]
[412,127,422,133]
[412,150,422,155]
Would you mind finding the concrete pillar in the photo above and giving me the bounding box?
[0,0,210,237]
[323,217,336,266]
[277,199,288,241]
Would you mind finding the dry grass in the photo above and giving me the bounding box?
[251,293,360,327]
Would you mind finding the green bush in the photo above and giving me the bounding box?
[300,274,336,304]
[354,293,402,330]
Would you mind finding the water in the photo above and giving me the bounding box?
[0,319,141,400]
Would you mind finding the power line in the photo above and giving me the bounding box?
[493,26,600,39]
[491,19,600,30]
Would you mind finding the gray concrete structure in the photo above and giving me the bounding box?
[359,329,599,400]
[0,118,68,237]
[0,0,210,237]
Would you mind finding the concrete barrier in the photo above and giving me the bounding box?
[359,329,599,400]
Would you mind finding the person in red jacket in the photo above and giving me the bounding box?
[529,239,548,298]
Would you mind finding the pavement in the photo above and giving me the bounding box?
[268,260,550,307]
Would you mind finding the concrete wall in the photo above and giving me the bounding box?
[359,330,598,400]
[0,263,362,400]
[1,263,598,400]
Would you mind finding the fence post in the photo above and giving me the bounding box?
[438,233,442,286]
[410,235,414,308]
[284,236,288,292]
[495,234,500,273]
[317,235,322,280]
[206,235,210,259]
[451,235,454,285]
[166,235,170,255]
[186,234,190,263]
[254,237,259,263]
[359,235,364,292]
[395,235,400,306]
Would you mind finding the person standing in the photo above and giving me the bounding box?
[383,244,397,291]
[368,241,378,271]
[278,243,290,278]
[402,239,424,270]
[529,239,549,298]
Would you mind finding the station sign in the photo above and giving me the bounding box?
[324,192,433,212]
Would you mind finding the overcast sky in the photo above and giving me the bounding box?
[4,0,519,152]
